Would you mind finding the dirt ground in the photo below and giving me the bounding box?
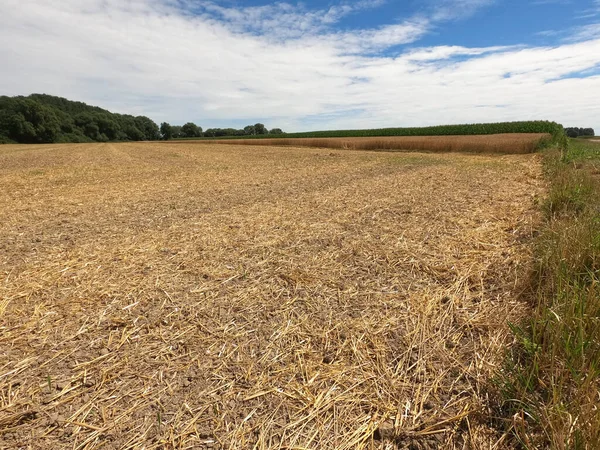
[0,142,544,449]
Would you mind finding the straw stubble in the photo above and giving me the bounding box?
[0,142,543,449]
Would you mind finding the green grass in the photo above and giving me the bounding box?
[497,138,600,449]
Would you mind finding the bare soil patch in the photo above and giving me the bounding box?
[0,142,543,449]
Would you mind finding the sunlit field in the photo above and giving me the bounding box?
[193,133,549,154]
[0,142,543,449]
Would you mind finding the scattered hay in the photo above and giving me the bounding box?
[0,142,544,448]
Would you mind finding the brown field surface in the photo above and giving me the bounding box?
[195,133,550,154]
[0,142,543,449]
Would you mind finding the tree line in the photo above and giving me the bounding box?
[0,94,283,144]
[279,121,566,138]
[159,121,283,139]
[565,127,595,138]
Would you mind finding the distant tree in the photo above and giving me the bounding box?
[83,122,100,140]
[254,123,267,135]
[222,128,239,136]
[124,125,144,141]
[97,116,120,141]
[171,125,182,138]
[119,115,145,141]
[269,128,283,135]
[135,116,160,140]
[566,128,579,138]
[565,127,595,138]
[197,126,283,138]
[181,122,202,138]
[160,122,173,140]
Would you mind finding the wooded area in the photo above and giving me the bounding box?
[565,127,595,138]
[0,94,160,144]
[0,94,283,144]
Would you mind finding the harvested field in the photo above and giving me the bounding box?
[194,133,550,154]
[0,142,544,449]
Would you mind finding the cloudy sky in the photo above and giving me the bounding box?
[1,0,599,132]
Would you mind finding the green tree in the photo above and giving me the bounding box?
[181,122,202,138]
[135,116,160,140]
[96,115,120,140]
[0,94,289,144]
[171,125,182,138]
[254,123,267,135]
[160,122,173,140]
[0,98,61,143]
[74,113,100,140]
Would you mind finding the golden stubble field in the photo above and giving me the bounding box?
[195,134,549,154]
[0,142,544,449]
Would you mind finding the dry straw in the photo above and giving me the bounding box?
[193,134,549,154]
[0,142,544,448]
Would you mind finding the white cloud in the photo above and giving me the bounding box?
[404,45,515,61]
[0,0,599,132]
[184,1,429,52]
[570,23,600,41]
[430,0,497,21]
[195,0,389,39]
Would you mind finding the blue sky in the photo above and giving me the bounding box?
[1,0,599,132]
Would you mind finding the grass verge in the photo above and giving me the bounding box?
[497,138,600,449]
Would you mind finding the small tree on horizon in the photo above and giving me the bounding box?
[254,123,267,135]
[160,122,173,140]
[181,122,202,138]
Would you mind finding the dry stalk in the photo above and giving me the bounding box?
[0,142,543,448]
